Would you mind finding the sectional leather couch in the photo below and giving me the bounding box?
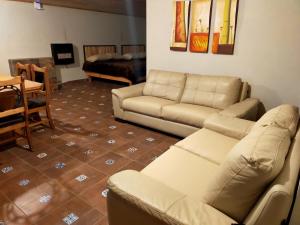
[112,70,260,137]
[107,104,300,225]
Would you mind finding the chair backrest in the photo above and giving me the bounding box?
[0,76,26,118]
[31,64,51,96]
[16,63,31,80]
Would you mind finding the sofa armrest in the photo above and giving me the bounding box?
[204,114,255,139]
[220,98,260,120]
[107,170,236,225]
[112,83,145,102]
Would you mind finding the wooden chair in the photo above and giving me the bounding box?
[16,63,32,80]
[28,64,55,129]
[0,76,32,150]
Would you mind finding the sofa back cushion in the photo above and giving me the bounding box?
[143,70,186,101]
[203,126,291,223]
[181,74,242,109]
[253,104,299,138]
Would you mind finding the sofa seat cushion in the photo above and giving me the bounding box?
[175,128,239,165]
[142,146,219,199]
[181,74,242,110]
[162,103,220,128]
[123,96,175,118]
[143,70,186,101]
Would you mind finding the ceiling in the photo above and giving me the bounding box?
[10,0,146,17]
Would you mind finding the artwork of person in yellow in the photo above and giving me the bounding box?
[213,0,239,54]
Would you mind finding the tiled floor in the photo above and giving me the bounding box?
[0,80,180,225]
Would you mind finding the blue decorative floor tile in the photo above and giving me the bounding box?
[1,166,13,174]
[107,139,116,144]
[51,135,59,139]
[37,153,48,159]
[109,125,117,130]
[75,175,88,182]
[101,189,109,198]
[105,159,115,165]
[55,162,66,169]
[18,179,30,186]
[127,147,138,153]
[89,133,99,137]
[83,149,94,155]
[146,137,155,142]
[23,145,30,149]
[39,195,52,203]
[66,142,76,147]
[36,129,45,133]
[127,131,134,135]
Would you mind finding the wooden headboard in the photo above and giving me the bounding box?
[121,45,146,55]
[83,45,117,61]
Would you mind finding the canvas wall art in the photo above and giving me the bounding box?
[170,1,190,52]
[189,0,213,53]
[212,0,239,55]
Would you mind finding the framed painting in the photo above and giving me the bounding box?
[189,0,213,53]
[170,1,191,52]
[212,0,239,55]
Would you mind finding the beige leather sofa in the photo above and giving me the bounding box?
[112,70,260,137]
[107,105,300,225]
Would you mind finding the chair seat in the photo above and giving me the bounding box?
[0,114,24,128]
[28,99,46,109]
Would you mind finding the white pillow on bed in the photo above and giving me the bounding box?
[122,53,133,60]
[86,53,113,62]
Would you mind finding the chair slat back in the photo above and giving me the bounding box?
[31,64,50,97]
[16,63,31,80]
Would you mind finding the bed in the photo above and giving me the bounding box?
[82,45,146,85]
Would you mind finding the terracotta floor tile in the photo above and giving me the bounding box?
[35,197,103,225]
[41,154,83,179]
[0,79,180,224]
[58,164,106,194]
[79,178,108,215]
[88,152,132,176]
[13,180,75,224]
[1,168,49,202]
[0,195,29,225]
[118,161,145,172]
[0,156,32,186]
[114,142,149,161]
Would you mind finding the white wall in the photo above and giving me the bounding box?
[0,0,146,83]
[147,0,300,109]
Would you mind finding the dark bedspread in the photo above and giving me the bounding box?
[82,59,146,84]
